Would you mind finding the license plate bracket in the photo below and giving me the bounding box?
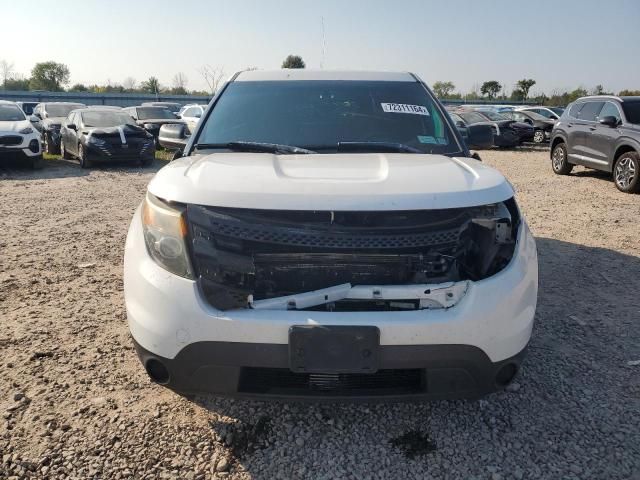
[289,325,380,374]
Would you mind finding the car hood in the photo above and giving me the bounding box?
[0,120,32,133]
[148,153,514,210]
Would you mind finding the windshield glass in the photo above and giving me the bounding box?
[137,107,177,120]
[479,111,508,121]
[198,80,461,154]
[0,104,26,121]
[47,104,84,117]
[622,101,640,124]
[82,111,136,128]
[550,107,565,116]
[459,112,487,124]
[524,111,548,121]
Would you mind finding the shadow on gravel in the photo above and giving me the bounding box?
[0,157,167,180]
[190,238,640,478]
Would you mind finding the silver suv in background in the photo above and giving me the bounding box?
[550,96,640,193]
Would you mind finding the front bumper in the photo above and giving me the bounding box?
[124,208,538,398]
[85,142,155,163]
[0,134,42,160]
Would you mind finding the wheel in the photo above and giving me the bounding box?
[43,133,58,154]
[533,130,545,144]
[613,151,640,193]
[78,144,92,169]
[30,155,43,170]
[60,141,72,160]
[551,143,573,175]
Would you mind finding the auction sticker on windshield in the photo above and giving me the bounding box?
[381,103,430,115]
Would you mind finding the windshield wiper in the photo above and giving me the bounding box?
[336,141,423,153]
[194,141,316,154]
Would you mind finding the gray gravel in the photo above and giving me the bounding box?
[1,149,639,479]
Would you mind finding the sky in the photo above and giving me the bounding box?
[3,0,640,95]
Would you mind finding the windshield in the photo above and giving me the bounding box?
[82,111,136,128]
[524,111,548,121]
[622,101,640,124]
[550,107,565,116]
[47,104,84,117]
[459,112,487,124]
[0,104,26,121]
[137,107,177,120]
[197,80,461,154]
[479,111,508,121]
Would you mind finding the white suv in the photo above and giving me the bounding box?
[124,70,538,400]
[0,100,43,169]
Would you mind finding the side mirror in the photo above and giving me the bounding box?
[67,123,77,130]
[525,119,533,125]
[455,120,465,128]
[470,151,482,162]
[175,114,182,119]
[598,116,619,127]
[158,123,189,150]
[29,115,40,123]
[466,124,494,150]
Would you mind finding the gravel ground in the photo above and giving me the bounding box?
[1,148,639,479]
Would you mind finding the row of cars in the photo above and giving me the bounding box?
[448,105,564,150]
[0,100,206,168]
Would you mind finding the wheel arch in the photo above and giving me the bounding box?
[613,143,638,164]
[550,135,566,159]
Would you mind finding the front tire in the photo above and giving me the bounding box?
[78,144,92,169]
[61,141,72,160]
[533,130,545,144]
[613,151,640,193]
[551,142,573,175]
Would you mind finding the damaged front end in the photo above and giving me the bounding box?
[185,201,520,312]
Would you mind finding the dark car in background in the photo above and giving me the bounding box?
[449,112,494,149]
[472,110,535,143]
[550,95,640,193]
[32,102,86,154]
[15,102,39,116]
[123,106,184,146]
[501,110,555,143]
[141,102,182,115]
[516,106,565,120]
[456,110,521,147]
[60,108,155,168]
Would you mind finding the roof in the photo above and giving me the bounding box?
[234,70,416,82]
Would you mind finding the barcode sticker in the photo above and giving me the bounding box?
[381,103,430,116]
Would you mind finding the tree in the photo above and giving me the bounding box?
[198,65,225,95]
[140,76,161,95]
[432,81,455,98]
[516,79,536,100]
[122,77,137,91]
[1,59,14,88]
[171,72,188,95]
[3,77,30,91]
[29,61,70,91]
[281,55,305,69]
[69,83,89,92]
[480,81,502,100]
[619,89,640,96]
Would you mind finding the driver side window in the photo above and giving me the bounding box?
[598,102,621,123]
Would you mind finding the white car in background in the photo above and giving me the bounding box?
[125,70,538,400]
[515,106,565,120]
[177,104,207,131]
[0,100,43,169]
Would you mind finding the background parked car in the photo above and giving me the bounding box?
[501,110,554,143]
[516,106,565,120]
[32,102,86,154]
[123,106,185,146]
[470,109,535,143]
[15,101,39,116]
[0,100,43,169]
[449,112,494,149]
[550,95,640,193]
[60,108,155,168]
[177,104,207,131]
[141,102,182,115]
[456,110,520,147]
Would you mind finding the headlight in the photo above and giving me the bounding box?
[87,136,106,145]
[19,127,34,134]
[142,193,193,279]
